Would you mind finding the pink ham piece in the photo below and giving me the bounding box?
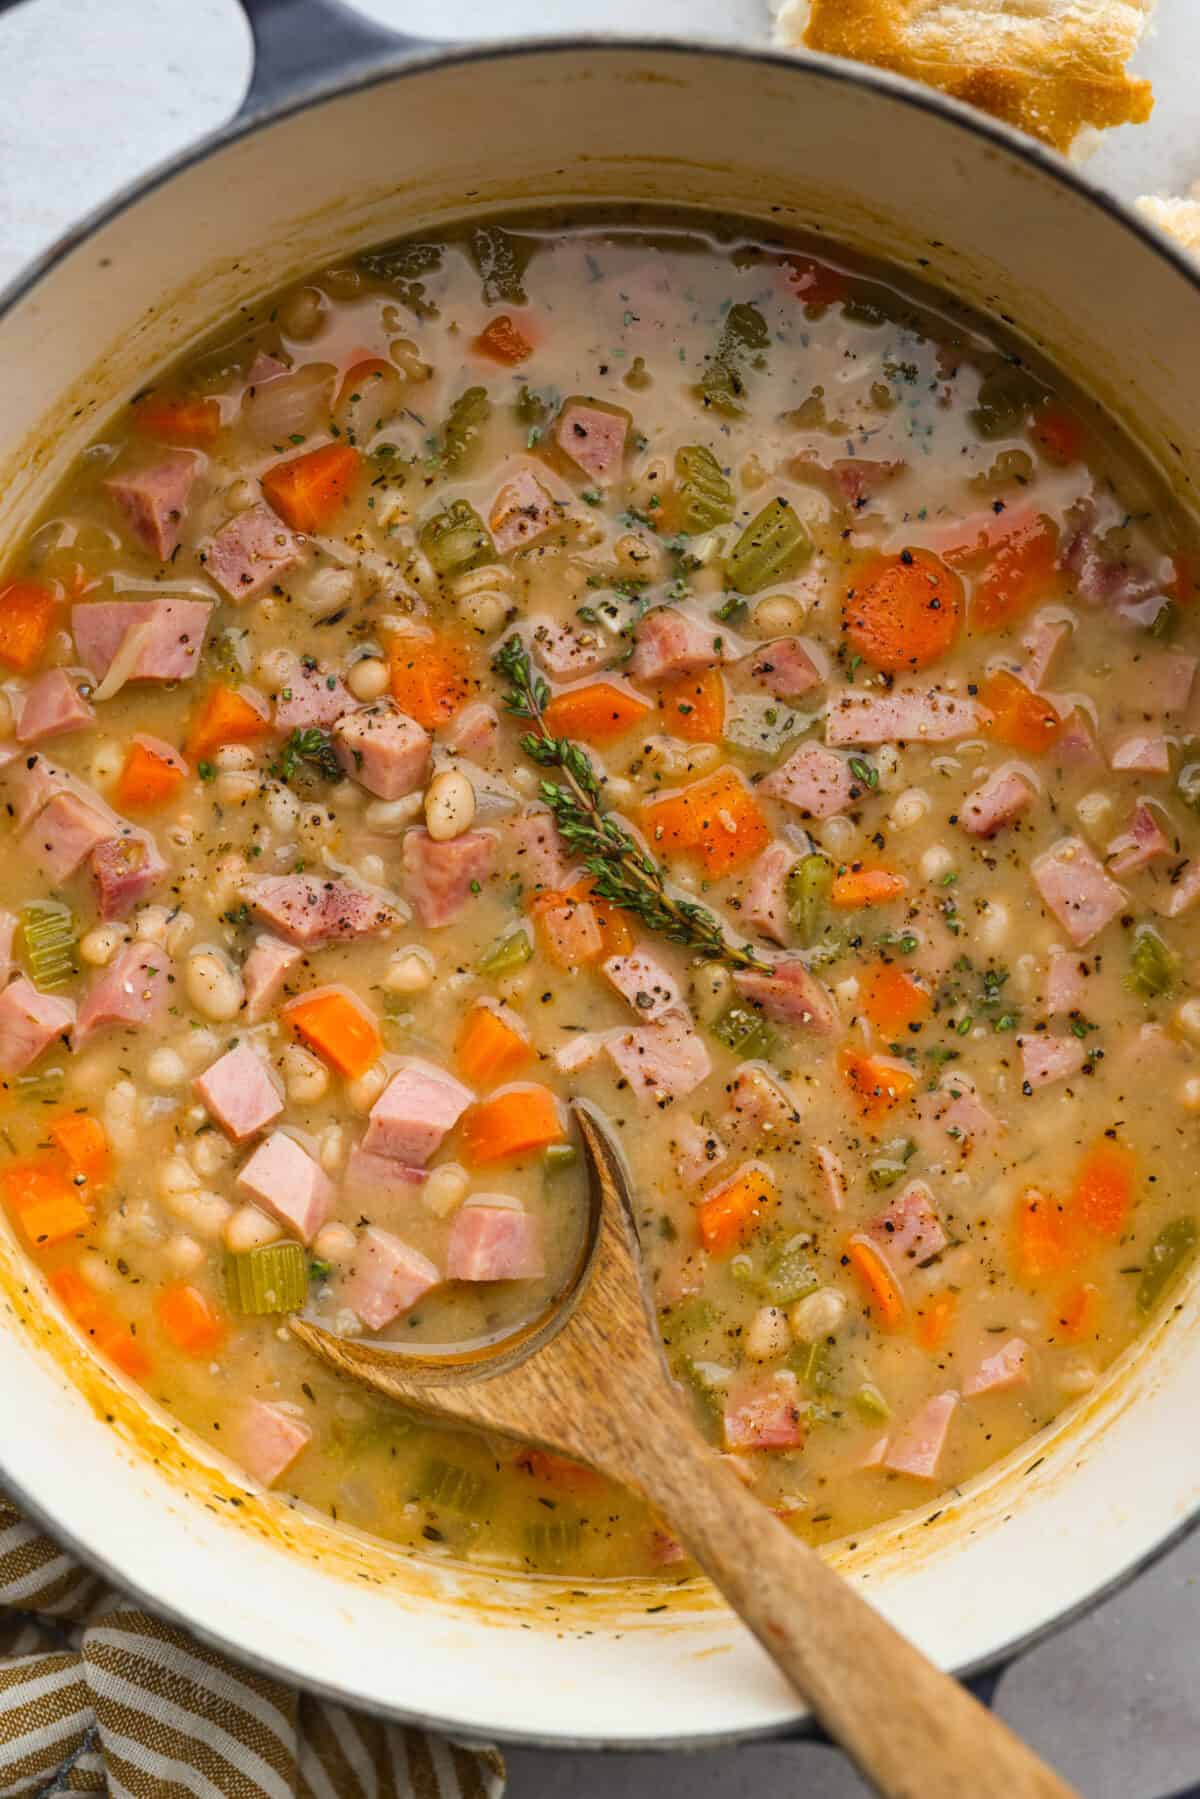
[91,831,168,920]
[195,1044,284,1142]
[490,466,558,554]
[0,977,74,1075]
[1125,649,1197,716]
[242,934,303,1022]
[603,951,683,1024]
[1111,734,1169,774]
[401,828,497,927]
[761,743,856,819]
[826,687,980,746]
[1019,1031,1086,1090]
[530,619,610,680]
[24,791,116,883]
[1054,709,1104,771]
[72,599,212,683]
[74,942,170,1048]
[1154,859,1200,919]
[672,1116,727,1187]
[963,1337,1032,1399]
[606,1015,711,1105]
[1032,838,1125,946]
[232,1400,311,1489]
[916,1079,1002,1146]
[271,655,351,731]
[344,1226,440,1330]
[206,504,302,601]
[3,753,68,830]
[788,452,903,511]
[745,639,822,702]
[447,1205,545,1281]
[1045,950,1088,1016]
[362,1060,474,1166]
[866,1180,947,1273]
[15,671,94,744]
[554,1029,609,1075]
[245,351,289,388]
[344,1146,426,1207]
[440,701,499,762]
[236,1131,333,1244]
[883,1392,958,1480]
[629,609,722,683]
[0,913,14,988]
[1107,802,1173,876]
[510,808,573,892]
[1063,510,1161,610]
[959,767,1035,838]
[554,400,628,483]
[105,453,196,559]
[743,841,797,946]
[723,1373,807,1453]
[1018,614,1071,690]
[333,701,430,800]
[732,960,837,1033]
[814,1144,847,1212]
[242,873,398,945]
[538,896,602,964]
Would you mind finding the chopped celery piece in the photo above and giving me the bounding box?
[730,1254,759,1289]
[969,364,1046,441]
[477,924,533,976]
[523,1515,583,1567]
[417,1457,493,1514]
[867,1138,916,1191]
[12,1065,66,1105]
[726,498,812,595]
[544,1143,578,1174]
[711,1001,776,1061]
[516,384,556,426]
[1136,1217,1198,1316]
[723,694,807,759]
[468,225,536,306]
[677,1357,723,1442]
[1127,926,1175,1000]
[761,1242,818,1307]
[419,499,494,578]
[697,302,770,415]
[224,1242,308,1315]
[853,1383,891,1425]
[440,385,491,473]
[789,1340,831,1392]
[663,1297,717,1342]
[786,853,834,946]
[1147,600,1178,641]
[674,445,735,534]
[19,900,78,992]
[1177,761,1200,813]
[357,239,443,318]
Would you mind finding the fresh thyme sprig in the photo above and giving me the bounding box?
[492,635,772,975]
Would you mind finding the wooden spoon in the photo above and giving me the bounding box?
[292,1101,1078,1799]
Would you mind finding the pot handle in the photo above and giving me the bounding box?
[235,0,438,117]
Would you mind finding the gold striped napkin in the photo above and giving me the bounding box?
[0,1496,506,1798]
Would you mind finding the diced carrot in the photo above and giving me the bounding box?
[1057,1281,1102,1342]
[3,1152,75,1216]
[49,1114,110,1191]
[114,738,187,812]
[456,1005,534,1088]
[50,1266,150,1380]
[655,667,725,742]
[134,394,221,445]
[156,1282,226,1357]
[978,670,1062,753]
[846,1235,905,1330]
[1031,403,1087,466]
[283,988,382,1079]
[786,257,848,308]
[0,580,56,673]
[838,1047,916,1127]
[472,314,535,365]
[518,1447,603,1491]
[185,684,271,760]
[696,1166,779,1257]
[530,881,634,965]
[461,1085,566,1166]
[970,515,1061,633]
[1073,1138,1136,1238]
[585,890,634,958]
[261,443,361,533]
[543,680,652,744]
[18,1193,91,1249]
[830,866,908,909]
[387,631,472,729]
[862,961,930,1035]
[842,549,963,672]
[1014,1187,1077,1283]
[916,1290,957,1351]
[641,767,770,878]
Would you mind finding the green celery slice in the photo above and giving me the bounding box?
[674,445,735,534]
[468,225,536,306]
[726,498,812,595]
[440,385,491,473]
[1127,925,1175,1000]
[761,1242,819,1306]
[419,499,494,577]
[786,853,834,946]
[418,1457,493,1514]
[1137,1217,1198,1316]
[477,924,533,976]
[523,1515,583,1567]
[224,1242,308,1315]
[853,1383,891,1425]
[697,303,770,415]
[19,900,78,992]
[711,1001,776,1061]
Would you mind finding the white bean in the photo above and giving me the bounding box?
[920,844,955,883]
[373,487,411,530]
[385,948,434,994]
[163,1188,233,1239]
[313,1222,357,1264]
[78,1251,120,1293]
[164,911,195,957]
[186,950,244,1021]
[266,783,301,836]
[104,1080,138,1157]
[821,815,856,855]
[692,962,732,1024]
[147,1048,187,1088]
[346,1063,388,1114]
[224,1204,282,1253]
[226,477,258,514]
[1179,1075,1200,1113]
[423,1163,469,1218]
[746,1305,791,1362]
[888,787,930,831]
[165,1234,207,1275]
[789,1287,847,1341]
[279,284,327,339]
[88,740,123,787]
[216,771,258,806]
[347,656,389,702]
[282,1042,330,1103]
[752,593,807,637]
[80,924,123,967]
[1175,998,1200,1044]
[977,900,1010,950]
[319,1124,346,1174]
[424,769,476,841]
[192,1132,232,1177]
[1058,1358,1098,1396]
[364,793,423,834]
[301,566,355,618]
[159,1156,201,1199]
[1075,790,1113,837]
[457,588,508,634]
[134,906,170,945]
[215,744,256,772]
[358,854,385,886]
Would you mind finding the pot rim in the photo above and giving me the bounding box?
[2,28,1199,1752]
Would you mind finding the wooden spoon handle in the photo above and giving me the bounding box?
[625,1421,1078,1799]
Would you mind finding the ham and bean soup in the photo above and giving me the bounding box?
[1,212,1198,1576]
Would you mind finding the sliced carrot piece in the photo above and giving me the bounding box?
[49,1114,110,1191]
[18,1193,91,1250]
[1031,403,1087,466]
[641,767,770,878]
[861,961,930,1035]
[518,1448,603,1491]
[978,669,1063,753]
[1014,1186,1078,1283]
[134,395,221,445]
[838,1047,916,1126]
[261,442,361,533]
[1057,1281,1102,1342]
[543,680,652,744]
[387,631,472,729]
[842,549,963,672]
[916,1289,957,1351]
[3,1152,74,1215]
[971,515,1061,633]
[114,738,187,812]
[156,1282,226,1357]
[473,315,535,365]
[830,866,908,910]
[696,1166,779,1257]
[456,1004,534,1088]
[461,1085,566,1166]
[0,580,56,674]
[655,666,726,743]
[185,684,271,760]
[50,1267,150,1380]
[846,1235,905,1330]
[530,882,634,965]
[1073,1138,1136,1238]
[283,988,382,1080]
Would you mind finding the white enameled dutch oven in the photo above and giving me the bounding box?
[1,0,1199,1750]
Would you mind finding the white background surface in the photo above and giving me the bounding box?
[1,2,1199,1794]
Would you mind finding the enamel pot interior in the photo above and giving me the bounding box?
[1,39,1199,1749]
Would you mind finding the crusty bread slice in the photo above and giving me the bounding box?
[1137,192,1200,256]
[773,1,1156,154]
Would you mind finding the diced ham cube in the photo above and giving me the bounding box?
[723,1373,807,1452]
[1044,950,1088,1015]
[722,1065,801,1140]
[745,639,822,702]
[814,1144,847,1212]
[866,1180,947,1273]
[1063,508,1161,610]
[242,934,303,1022]
[344,1146,427,1207]
[883,1392,958,1480]
[760,742,856,819]
[1154,858,1200,918]
[827,687,980,746]
[0,977,74,1075]
[1054,709,1104,771]
[0,912,14,988]
[1032,838,1125,947]
[732,960,837,1033]
[232,1400,311,1488]
[23,790,116,882]
[1125,649,1197,716]
[963,1337,1032,1399]
[242,873,398,944]
[246,351,289,387]
[440,701,499,762]
[1107,802,1172,876]
[74,942,170,1048]
[606,1015,712,1105]
[510,808,574,892]
[915,1078,1003,1146]
[554,400,628,483]
[447,1205,545,1281]
[90,831,168,920]
[2,753,68,830]
[959,767,1035,838]
[554,1030,610,1075]
[672,1116,727,1187]
[1111,734,1169,774]
[1018,613,1071,690]
[15,671,94,744]
[743,841,797,946]
[344,1226,440,1330]
[629,609,721,683]
[1019,1031,1086,1089]
[105,453,197,559]
[401,828,497,927]
[206,503,302,600]
[333,701,430,800]
[789,452,904,510]
[71,599,212,683]
[489,466,559,554]
[195,1044,284,1142]
[362,1060,474,1166]
[236,1131,333,1244]
[530,618,610,680]
[603,951,683,1024]
[270,654,351,731]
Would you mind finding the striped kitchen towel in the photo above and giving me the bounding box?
[0,1498,505,1798]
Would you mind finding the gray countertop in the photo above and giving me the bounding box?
[3,3,1198,1793]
